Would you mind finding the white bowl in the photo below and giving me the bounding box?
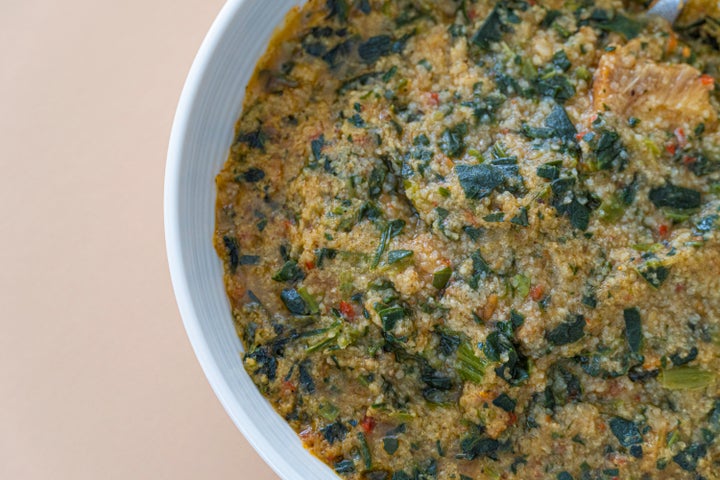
[164,1,336,478]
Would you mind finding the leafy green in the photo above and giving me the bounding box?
[661,366,715,390]
[387,249,413,264]
[609,417,643,458]
[623,307,642,353]
[649,184,702,210]
[456,341,486,384]
[358,35,393,63]
[673,443,707,472]
[472,5,503,48]
[222,236,240,273]
[546,314,586,346]
[272,260,305,282]
[280,288,309,315]
[439,123,468,158]
[432,266,453,290]
[492,393,516,412]
[456,164,504,200]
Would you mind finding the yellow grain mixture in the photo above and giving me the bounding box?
[214,1,720,478]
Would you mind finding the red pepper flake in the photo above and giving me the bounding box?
[305,261,315,271]
[339,301,355,319]
[429,92,440,106]
[665,143,677,155]
[674,127,687,148]
[658,224,669,240]
[530,285,544,301]
[281,380,297,394]
[360,415,375,434]
[683,155,697,167]
[700,74,715,87]
[575,131,587,141]
[507,412,518,425]
[675,283,685,293]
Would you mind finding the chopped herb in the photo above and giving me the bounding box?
[670,347,699,366]
[510,207,529,226]
[546,314,586,346]
[456,341,486,384]
[272,260,305,282]
[358,431,372,468]
[280,288,310,315]
[456,164,504,200]
[439,123,468,158]
[387,249,413,264]
[552,51,572,71]
[557,473,574,480]
[241,167,265,182]
[594,13,645,40]
[472,5,503,49]
[537,163,561,180]
[298,360,316,393]
[535,73,576,103]
[588,129,627,171]
[623,307,642,353]
[493,393,517,412]
[368,166,386,199]
[236,128,267,151]
[673,443,707,472]
[298,287,320,314]
[459,427,500,460]
[377,305,405,331]
[321,420,349,444]
[359,35,393,63]
[222,235,240,273]
[661,366,715,390]
[649,184,702,210]
[511,274,531,298]
[483,212,505,222]
[637,261,670,288]
[609,417,643,458]
[545,104,577,143]
[432,266,452,290]
[334,459,355,474]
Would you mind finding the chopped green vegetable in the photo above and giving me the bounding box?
[492,393,517,412]
[649,184,702,210]
[546,314,585,346]
[387,249,413,264]
[623,307,642,353]
[280,288,309,315]
[439,123,468,158]
[661,366,715,390]
[432,266,452,290]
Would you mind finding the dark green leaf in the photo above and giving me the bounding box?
[609,417,643,450]
[358,432,372,468]
[510,207,529,226]
[241,167,265,182]
[552,51,572,71]
[545,104,577,143]
[649,184,702,210]
[670,347,699,366]
[595,13,645,40]
[378,306,405,331]
[432,266,452,290]
[537,163,560,180]
[673,443,707,472]
[546,314,586,346]
[334,459,355,474]
[280,288,310,315]
[321,421,348,444]
[298,360,316,393]
[483,212,505,222]
[439,123,468,158]
[623,307,642,353]
[359,35,393,63]
[456,164,503,200]
[369,166,386,199]
[383,436,399,455]
[222,236,240,273]
[272,260,305,282]
[637,261,670,288]
[492,393,517,412]
[387,249,413,264]
[472,5,503,48]
[236,128,266,151]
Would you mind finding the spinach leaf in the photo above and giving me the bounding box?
[298,360,316,394]
[272,260,305,283]
[546,314,586,346]
[545,104,577,143]
[472,5,503,48]
[222,236,240,273]
[280,288,310,315]
[649,184,702,210]
[241,167,265,182]
[456,164,504,200]
[594,12,645,40]
[492,393,517,412]
[236,128,267,151]
[387,249,413,264]
[609,417,643,458]
[321,420,349,444]
[623,307,642,353]
[673,443,707,472]
[439,123,468,158]
[359,35,393,63]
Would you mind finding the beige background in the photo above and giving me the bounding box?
[0,1,277,478]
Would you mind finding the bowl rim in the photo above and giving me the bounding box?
[164,1,302,478]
